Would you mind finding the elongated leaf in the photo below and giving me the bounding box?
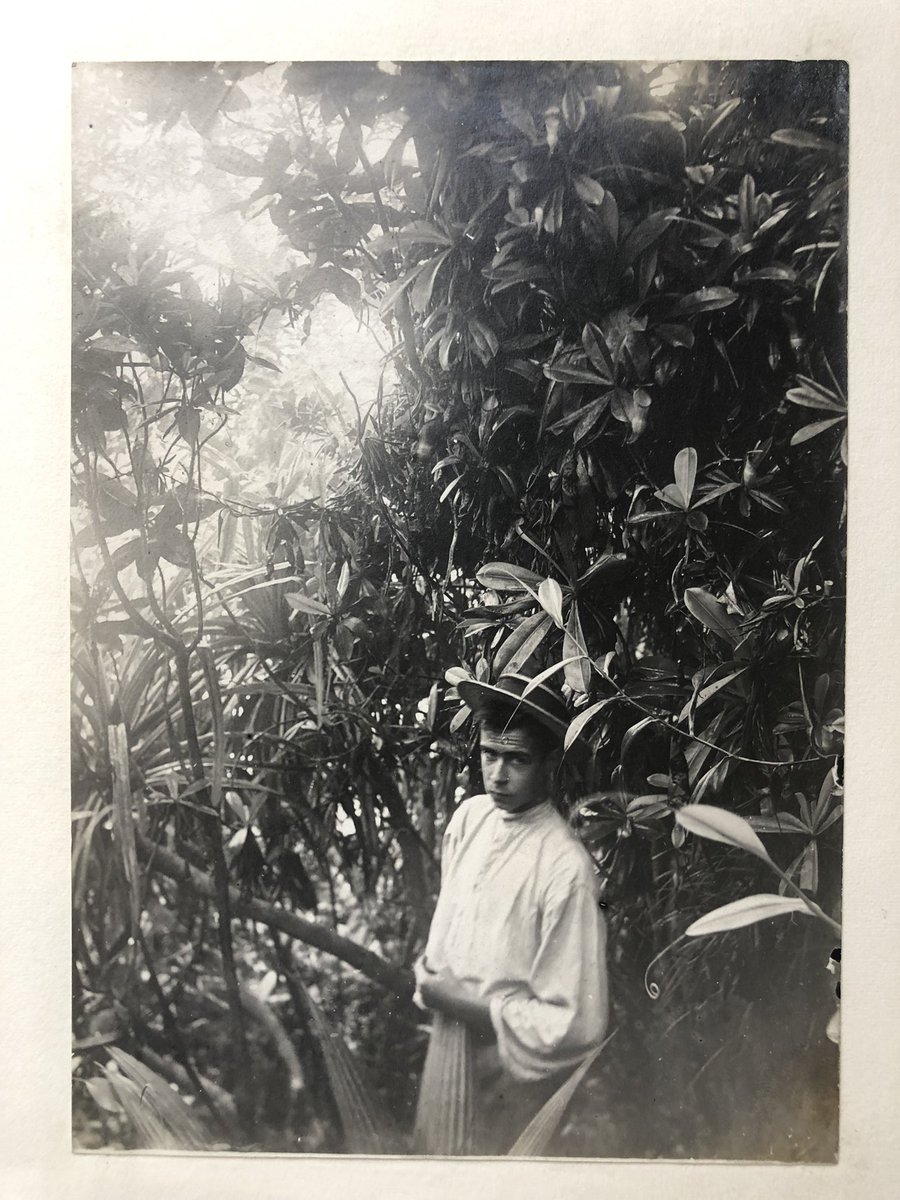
[450,703,472,732]
[108,718,140,931]
[701,96,741,148]
[445,666,474,686]
[618,209,677,269]
[564,697,616,751]
[655,322,694,349]
[378,259,429,317]
[537,578,565,628]
[90,334,145,354]
[738,173,756,234]
[563,603,591,692]
[694,480,740,507]
[543,361,608,386]
[577,553,632,590]
[335,120,359,172]
[620,716,660,766]
[676,803,773,863]
[656,483,687,510]
[798,840,819,893]
[409,250,450,314]
[285,592,330,616]
[380,121,413,188]
[738,266,798,285]
[691,757,732,804]
[501,98,539,141]
[673,447,698,506]
[790,418,844,445]
[673,286,738,315]
[748,812,810,835]
[573,174,606,206]
[678,666,747,722]
[86,1077,123,1115]
[439,474,463,504]
[476,561,545,593]
[685,894,811,937]
[521,656,584,696]
[199,645,225,820]
[573,393,612,442]
[786,375,846,411]
[581,322,615,381]
[493,611,553,675]
[684,587,740,645]
[629,509,683,525]
[394,219,453,247]
[771,128,841,154]
[507,1034,615,1156]
[106,1047,210,1150]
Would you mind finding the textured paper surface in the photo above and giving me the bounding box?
[3,2,899,1196]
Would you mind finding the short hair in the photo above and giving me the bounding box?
[473,699,559,758]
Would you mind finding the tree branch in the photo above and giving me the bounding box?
[137,833,415,1000]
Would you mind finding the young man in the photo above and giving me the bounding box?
[412,672,608,1156]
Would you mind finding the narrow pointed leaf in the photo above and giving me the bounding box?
[790,418,844,445]
[620,716,661,766]
[673,447,698,505]
[449,703,472,733]
[685,894,811,937]
[409,250,450,314]
[678,666,747,722]
[748,812,810,835]
[285,592,331,616]
[564,698,616,752]
[618,209,677,269]
[684,587,741,645]
[378,260,429,317]
[493,611,553,675]
[537,577,565,628]
[476,561,545,593]
[656,483,687,510]
[786,376,846,411]
[582,322,615,381]
[444,666,474,685]
[676,803,773,863]
[694,481,740,507]
[771,128,842,154]
[521,656,584,695]
[673,286,738,315]
[563,604,591,693]
[506,1034,615,1156]
[573,175,607,206]
[394,219,453,247]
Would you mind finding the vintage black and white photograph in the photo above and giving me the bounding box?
[70,59,847,1161]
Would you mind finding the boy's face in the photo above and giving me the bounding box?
[479,724,554,814]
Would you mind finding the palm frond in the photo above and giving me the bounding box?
[506,1032,617,1157]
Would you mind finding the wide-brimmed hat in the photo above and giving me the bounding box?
[457,671,570,741]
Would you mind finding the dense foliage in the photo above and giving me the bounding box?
[72,60,846,1157]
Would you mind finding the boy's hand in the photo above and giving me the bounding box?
[415,963,495,1040]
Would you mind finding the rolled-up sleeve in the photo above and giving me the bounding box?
[488,880,608,1081]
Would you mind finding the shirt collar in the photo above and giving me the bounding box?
[496,798,554,824]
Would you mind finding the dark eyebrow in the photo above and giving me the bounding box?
[480,744,533,759]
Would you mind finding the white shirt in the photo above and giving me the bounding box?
[420,792,609,1082]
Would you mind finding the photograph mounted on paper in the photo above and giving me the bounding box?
[70,60,846,1160]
